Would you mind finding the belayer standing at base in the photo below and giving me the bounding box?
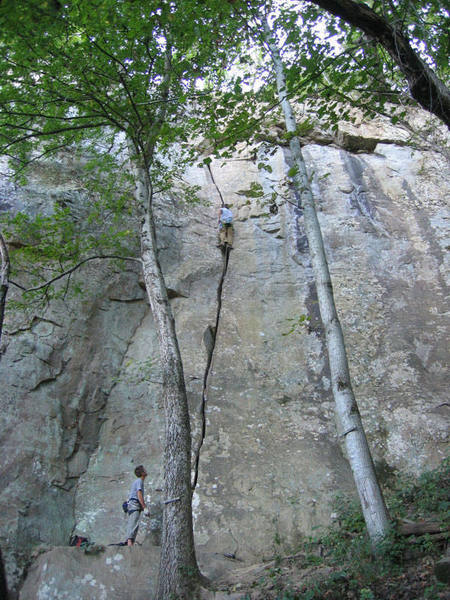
[218,204,234,248]
[126,465,147,546]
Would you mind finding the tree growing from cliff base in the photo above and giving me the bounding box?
[261,14,391,544]
[0,1,238,597]
[195,0,394,543]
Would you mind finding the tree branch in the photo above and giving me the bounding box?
[0,108,108,122]
[10,254,142,293]
[305,0,450,126]
[0,122,110,151]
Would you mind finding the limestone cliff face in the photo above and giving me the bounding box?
[0,117,448,598]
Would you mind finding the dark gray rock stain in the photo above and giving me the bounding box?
[341,152,376,221]
[402,179,446,290]
[281,147,310,258]
[304,280,332,404]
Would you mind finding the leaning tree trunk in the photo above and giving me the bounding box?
[133,163,202,598]
[0,232,10,353]
[306,0,450,128]
[263,19,390,543]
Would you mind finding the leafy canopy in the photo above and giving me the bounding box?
[0,0,247,306]
[0,0,241,167]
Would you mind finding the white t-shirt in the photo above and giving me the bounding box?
[220,207,233,223]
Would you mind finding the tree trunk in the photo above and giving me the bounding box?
[132,163,202,598]
[398,520,445,536]
[0,232,10,353]
[263,19,391,544]
[305,0,450,127]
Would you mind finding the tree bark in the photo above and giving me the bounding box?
[0,232,10,353]
[398,520,445,536]
[263,19,391,544]
[305,0,450,127]
[132,162,201,599]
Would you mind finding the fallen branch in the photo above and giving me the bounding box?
[406,532,449,544]
[398,520,446,536]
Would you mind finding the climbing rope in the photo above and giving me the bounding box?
[192,244,230,491]
[206,162,225,207]
[192,162,231,490]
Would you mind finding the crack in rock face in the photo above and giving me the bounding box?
[193,247,231,492]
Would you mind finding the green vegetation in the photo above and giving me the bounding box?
[237,459,449,599]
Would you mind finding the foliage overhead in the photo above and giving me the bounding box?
[185,0,449,165]
[0,0,245,300]
[0,0,448,303]
[301,0,450,125]
[0,0,241,167]
[1,0,448,171]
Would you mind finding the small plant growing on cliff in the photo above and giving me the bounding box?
[282,314,311,336]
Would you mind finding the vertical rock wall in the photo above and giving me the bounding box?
[0,120,448,598]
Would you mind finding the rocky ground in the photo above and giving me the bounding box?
[212,459,450,599]
[213,550,449,599]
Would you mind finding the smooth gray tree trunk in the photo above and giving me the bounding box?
[263,19,391,543]
[132,162,201,598]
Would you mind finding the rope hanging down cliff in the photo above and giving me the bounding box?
[192,167,232,491]
[206,163,225,207]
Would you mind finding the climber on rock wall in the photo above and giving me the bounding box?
[218,204,234,249]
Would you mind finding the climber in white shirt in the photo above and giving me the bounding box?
[218,205,234,248]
